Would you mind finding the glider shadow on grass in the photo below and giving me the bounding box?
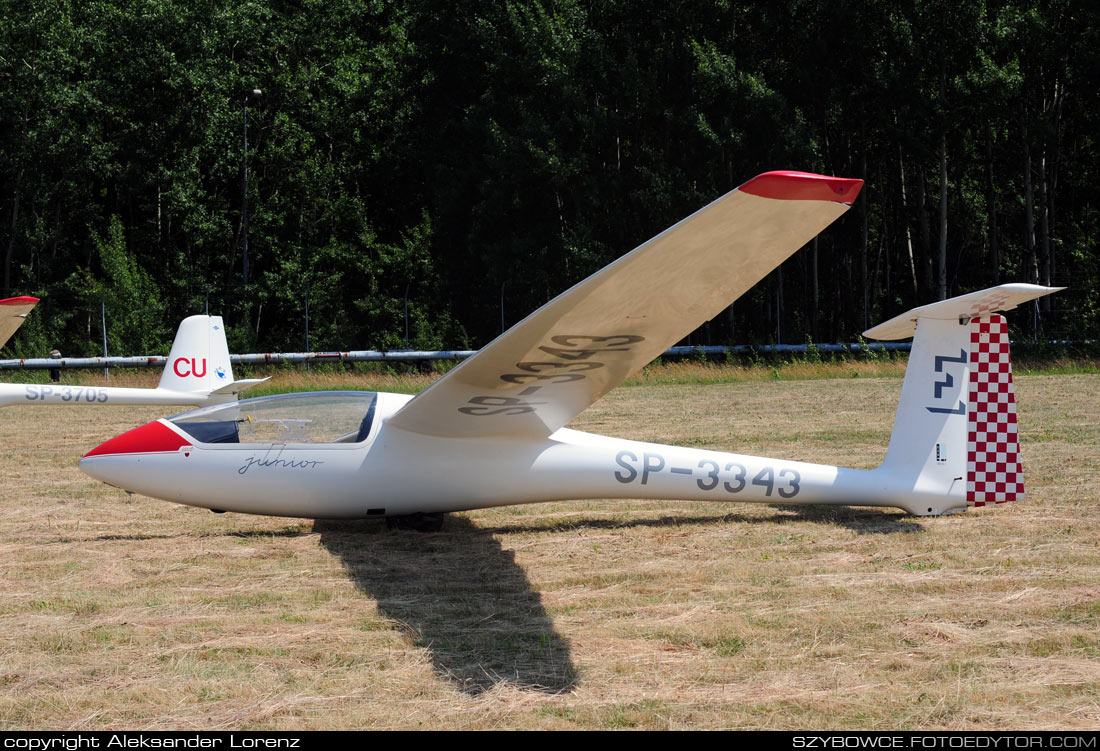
[316,517,577,696]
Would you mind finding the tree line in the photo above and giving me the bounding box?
[2,0,1097,358]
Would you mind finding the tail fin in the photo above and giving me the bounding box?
[865,284,1062,514]
[158,315,235,394]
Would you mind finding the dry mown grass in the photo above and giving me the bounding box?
[0,370,1096,729]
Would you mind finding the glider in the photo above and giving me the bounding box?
[78,171,1061,529]
[1,314,265,407]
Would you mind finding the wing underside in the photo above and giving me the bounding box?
[0,297,39,351]
[387,171,862,440]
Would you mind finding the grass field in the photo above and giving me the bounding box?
[0,367,1097,730]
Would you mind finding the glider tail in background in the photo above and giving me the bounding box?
[158,315,233,393]
[866,284,1063,511]
[157,315,266,398]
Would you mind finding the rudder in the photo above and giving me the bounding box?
[966,315,1022,505]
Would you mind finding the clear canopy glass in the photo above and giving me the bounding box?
[168,391,379,444]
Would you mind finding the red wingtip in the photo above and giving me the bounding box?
[84,420,191,458]
[0,296,39,305]
[739,171,864,204]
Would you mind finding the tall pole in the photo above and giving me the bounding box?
[775,268,783,344]
[101,295,108,380]
[241,89,262,286]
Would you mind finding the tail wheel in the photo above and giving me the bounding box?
[385,512,445,532]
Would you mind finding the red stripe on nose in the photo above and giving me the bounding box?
[84,420,191,457]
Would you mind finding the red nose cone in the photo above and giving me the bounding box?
[84,420,191,458]
[739,171,864,205]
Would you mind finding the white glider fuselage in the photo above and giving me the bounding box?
[78,390,960,519]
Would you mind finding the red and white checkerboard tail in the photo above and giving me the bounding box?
[966,315,1023,506]
[866,283,1060,516]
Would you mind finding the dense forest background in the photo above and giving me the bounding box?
[1,0,1097,357]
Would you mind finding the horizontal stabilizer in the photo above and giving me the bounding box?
[864,284,1063,341]
[209,378,269,396]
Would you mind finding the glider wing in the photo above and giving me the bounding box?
[0,297,39,351]
[387,171,862,439]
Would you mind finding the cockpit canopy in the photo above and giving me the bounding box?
[169,391,379,444]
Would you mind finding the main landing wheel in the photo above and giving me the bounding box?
[385,512,445,532]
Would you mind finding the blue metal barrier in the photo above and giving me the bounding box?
[0,343,913,370]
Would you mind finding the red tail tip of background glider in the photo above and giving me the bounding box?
[739,171,864,204]
[83,420,191,458]
[0,296,39,305]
